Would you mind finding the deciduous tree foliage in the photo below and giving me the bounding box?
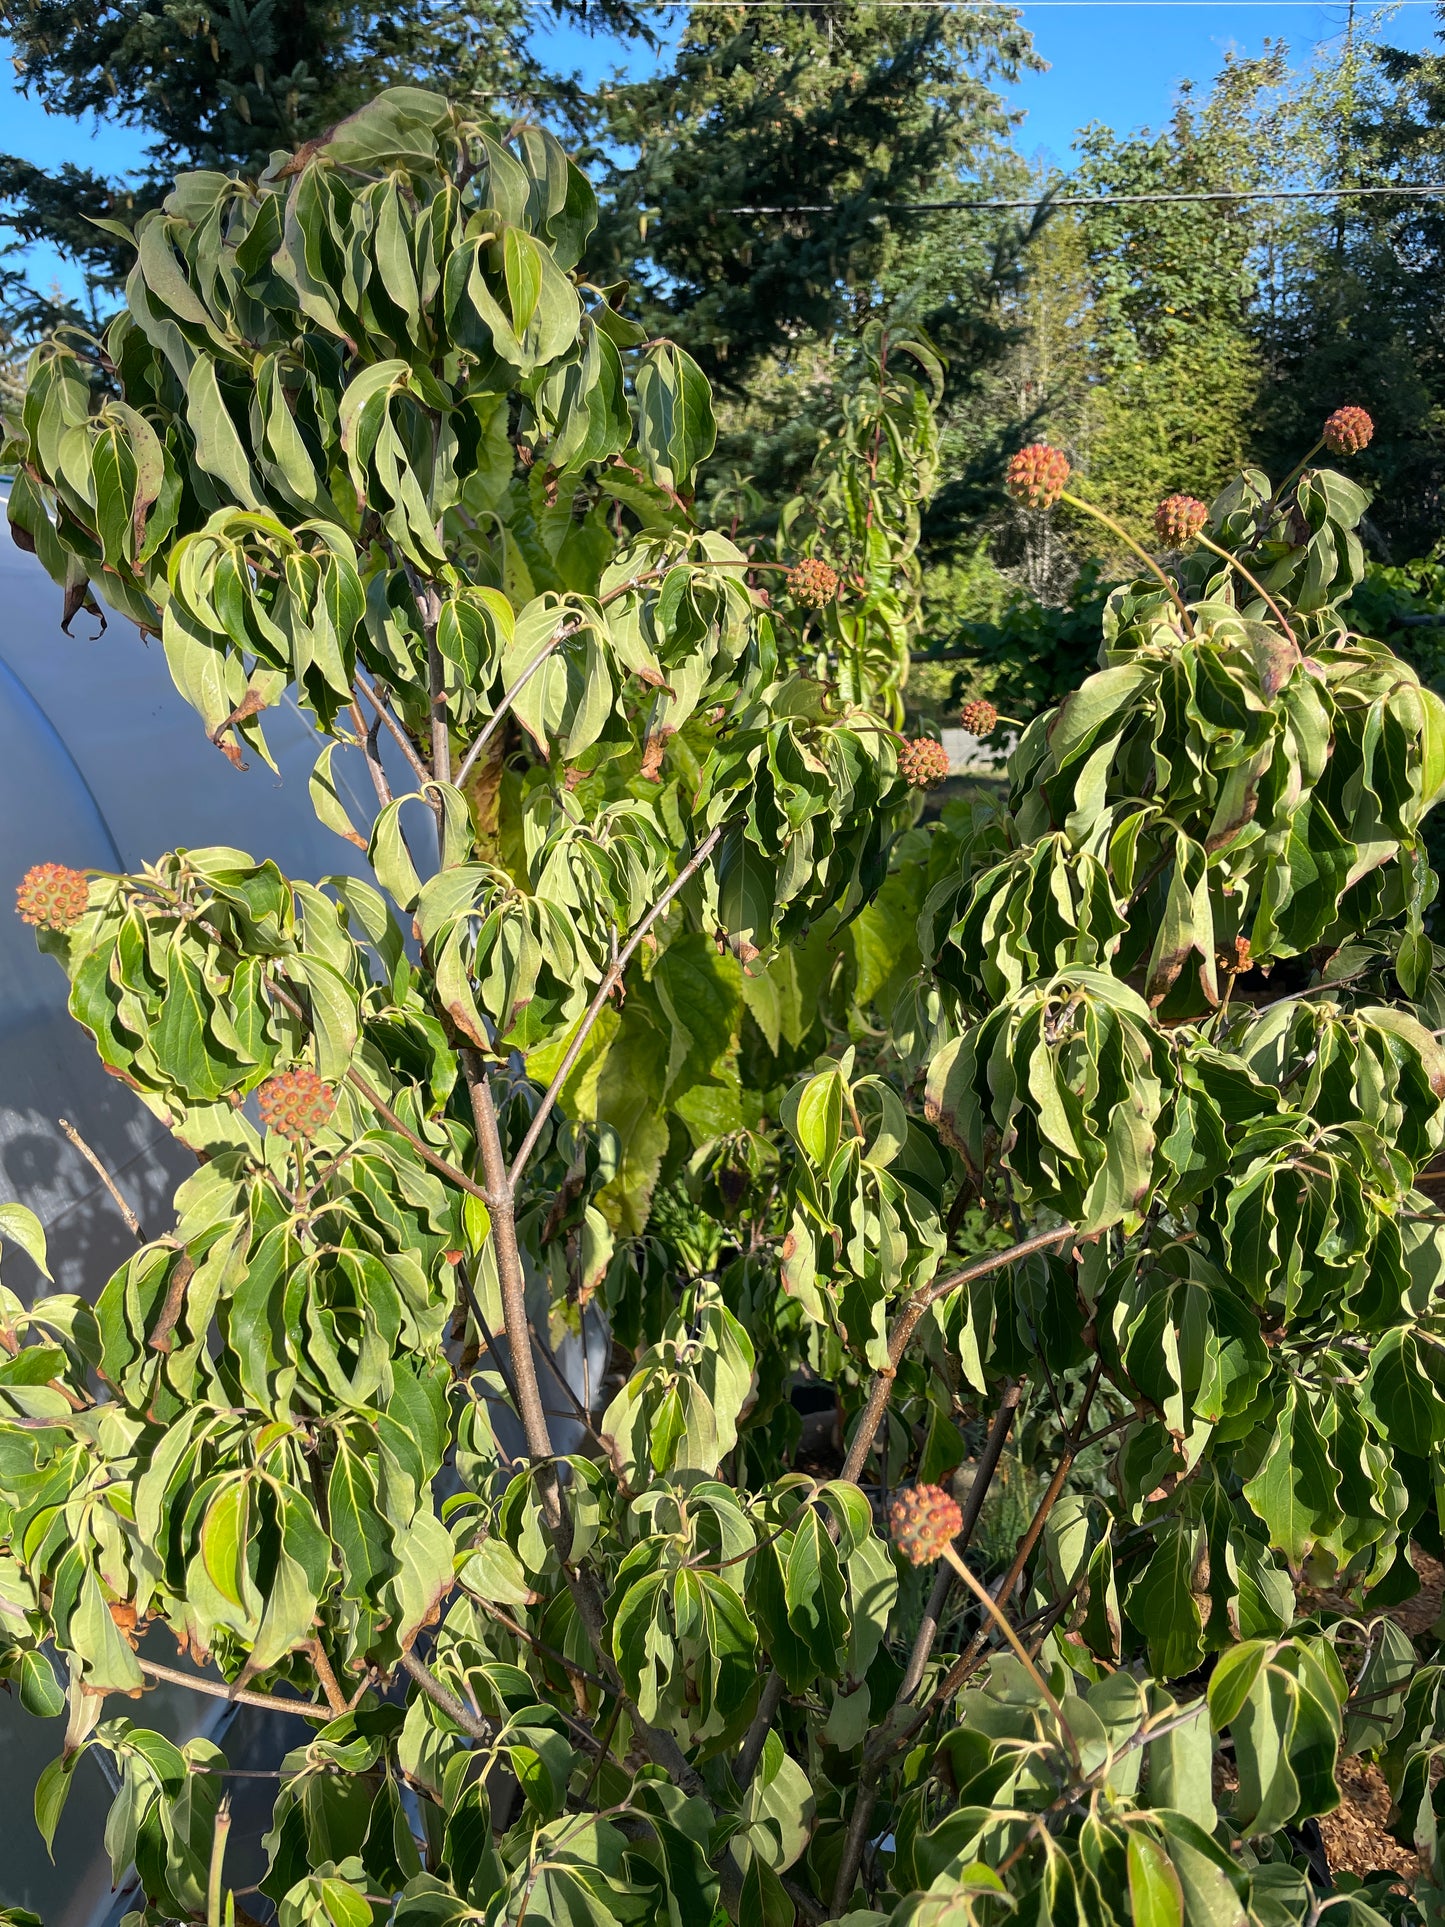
[3,87,1445,1927]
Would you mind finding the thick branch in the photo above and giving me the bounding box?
[507,824,724,1189]
[735,1672,787,1793]
[461,1051,558,1465]
[427,630,450,787]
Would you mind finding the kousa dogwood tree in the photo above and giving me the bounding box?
[2,86,1444,1927]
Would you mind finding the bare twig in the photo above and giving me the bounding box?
[506,825,724,1189]
[59,1117,145,1243]
[137,1657,331,1719]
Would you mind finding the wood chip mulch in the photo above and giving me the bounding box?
[1317,1756,1420,1884]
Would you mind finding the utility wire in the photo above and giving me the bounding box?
[730,182,1445,212]
[528,1,1444,8]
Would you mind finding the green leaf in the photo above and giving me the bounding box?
[34,1753,78,1858]
[201,1479,251,1610]
[1361,1326,1444,1456]
[1128,1829,1185,1927]
[0,1204,50,1278]
[15,1648,66,1719]
[1242,1385,1343,1565]
[635,342,716,491]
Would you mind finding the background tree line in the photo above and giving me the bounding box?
[7,0,1445,714]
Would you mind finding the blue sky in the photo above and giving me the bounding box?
[3,2,1440,301]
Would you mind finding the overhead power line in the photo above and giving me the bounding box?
[730,182,1445,212]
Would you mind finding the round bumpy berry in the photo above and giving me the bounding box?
[1005,443,1071,510]
[899,736,951,790]
[1323,406,1373,457]
[889,1484,962,1565]
[786,557,840,609]
[257,1067,336,1140]
[1154,494,1209,547]
[960,698,998,737]
[16,863,89,931]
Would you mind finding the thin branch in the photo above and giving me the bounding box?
[507,825,723,1190]
[839,1228,1076,1485]
[751,1239,1071,1815]
[995,1702,1210,1878]
[473,1598,611,1693]
[349,698,393,811]
[398,1648,490,1739]
[898,1378,1025,1703]
[455,622,577,787]
[831,1362,1103,1913]
[137,1657,331,1719]
[1252,972,1371,1016]
[354,672,429,789]
[938,1541,1080,1770]
[307,1637,348,1716]
[897,1361,1105,1751]
[343,1067,492,1203]
[1196,532,1297,642]
[453,554,771,787]
[59,1117,145,1242]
